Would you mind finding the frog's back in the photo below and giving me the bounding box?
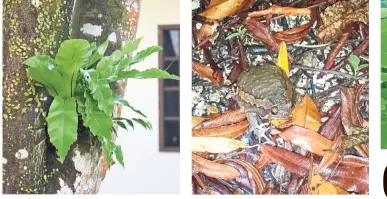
[236,64,294,118]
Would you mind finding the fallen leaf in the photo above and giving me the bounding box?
[192,61,223,87]
[270,119,288,127]
[292,95,321,132]
[318,106,343,140]
[279,125,333,156]
[192,137,248,153]
[318,161,368,194]
[199,0,254,20]
[192,153,240,180]
[277,41,289,76]
[316,136,341,172]
[317,0,368,43]
[248,5,311,17]
[192,116,207,127]
[257,144,312,176]
[194,109,246,129]
[192,120,249,138]
[340,87,361,135]
[311,170,349,194]
[341,154,368,168]
[197,21,218,42]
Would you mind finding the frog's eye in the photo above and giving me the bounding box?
[271,107,278,115]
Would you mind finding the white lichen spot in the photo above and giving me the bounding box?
[31,0,39,8]
[57,178,73,194]
[108,32,117,42]
[72,149,92,173]
[2,157,7,165]
[80,23,102,37]
[23,166,27,170]
[15,149,28,159]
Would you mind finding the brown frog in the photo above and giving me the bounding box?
[235,63,298,120]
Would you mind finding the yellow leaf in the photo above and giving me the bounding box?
[292,95,321,132]
[270,119,287,126]
[311,170,348,194]
[276,41,289,76]
[192,137,248,153]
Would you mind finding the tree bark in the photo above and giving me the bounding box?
[3,0,141,194]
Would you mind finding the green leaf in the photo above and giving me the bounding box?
[116,68,180,81]
[114,97,147,118]
[24,55,64,97]
[113,117,134,130]
[115,145,125,167]
[74,90,86,118]
[90,79,114,116]
[86,40,109,68]
[348,54,360,67]
[81,69,99,93]
[84,90,98,115]
[133,118,152,130]
[382,73,387,82]
[116,121,128,131]
[110,37,142,62]
[382,98,387,111]
[96,57,119,81]
[99,136,116,167]
[118,46,163,71]
[358,64,368,71]
[47,97,78,162]
[84,108,113,140]
[55,39,90,97]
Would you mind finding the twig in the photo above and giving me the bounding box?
[292,65,368,81]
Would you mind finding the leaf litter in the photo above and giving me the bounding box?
[192,0,369,195]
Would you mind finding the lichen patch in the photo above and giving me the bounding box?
[15,149,29,159]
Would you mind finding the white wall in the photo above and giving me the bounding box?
[99,0,180,194]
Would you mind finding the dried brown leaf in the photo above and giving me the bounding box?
[192,61,223,87]
[258,144,313,176]
[340,87,361,135]
[192,120,249,138]
[192,153,241,180]
[194,109,246,129]
[279,125,333,156]
[199,0,254,20]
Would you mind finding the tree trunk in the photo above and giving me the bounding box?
[3,0,141,194]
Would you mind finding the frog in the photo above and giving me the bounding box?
[235,63,299,120]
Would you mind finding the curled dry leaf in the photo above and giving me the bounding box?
[317,0,369,43]
[248,5,311,17]
[192,137,248,153]
[244,17,294,62]
[192,153,241,180]
[194,109,246,129]
[192,61,223,87]
[216,159,266,194]
[257,144,313,176]
[279,125,333,156]
[340,87,361,135]
[192,120,249,138]
[272,8,317,43]
[292,95,321,132]
[199,0,254,20]
[197,22,218,43]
